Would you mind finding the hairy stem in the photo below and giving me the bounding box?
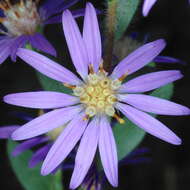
[104,0,118,72]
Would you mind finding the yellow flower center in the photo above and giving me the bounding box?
[73,69,121,117]
[0,0,41,36]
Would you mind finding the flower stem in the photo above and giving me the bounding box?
[104,0,118,72]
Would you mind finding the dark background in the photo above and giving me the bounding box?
[0,0,190,189]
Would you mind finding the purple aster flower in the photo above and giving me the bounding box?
[143,0,157,16]
[3,2,190,189]
[0,0,82,64]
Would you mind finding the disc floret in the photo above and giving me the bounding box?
[73,65,122,118]
[0,0,41,36]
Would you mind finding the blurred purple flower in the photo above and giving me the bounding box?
[3,2,190,189]
[0,0,82,64]
[0,111,62,169]
[0,124,52,167]
[143,0,157,16]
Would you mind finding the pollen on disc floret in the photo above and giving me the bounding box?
[0,0,41,36]
[73,64,122,118]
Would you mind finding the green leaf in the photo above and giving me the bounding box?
[37,72,72,94]
[114,83,174,161]
[113,119,145,161]
[115,0,140,40]
[7,140,63,190]
[53,171,63,190]
[151,83,174,100]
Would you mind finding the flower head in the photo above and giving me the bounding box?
[0,0,41,36]
[3,2,190,189]
[0,0,82,64]
[142,0,157,16]
[72,66,123,119]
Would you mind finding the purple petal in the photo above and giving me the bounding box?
[29,144,51,168]
[0,38,12,64]
[4,91,79,109]
[0,126,19,139]
[154,56,185,64]
[43,8,85,25]
[72,8,85,18]
[74,8,102,19]
[11,106,82,140]
[119,70,183,93]
[16,48,81,85]
[70,116,100,189]
[118,94,190,116]
[98,116,118,187]
[111,39,166,79]
[116,103,182,145]
[124,157,151,165]
[29,33,56,57]
[40,0,64,15]
[10,35,28,62]
[0,36,9,41]
[83,3,102,72]
[12,137,49,156]
[62,10,88,79]
[40,0,80,20]
[50,0,80,16]
[0,9,5,17]
[41,112,88,175]
[44,15,62,25]
[143,0,157,17]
